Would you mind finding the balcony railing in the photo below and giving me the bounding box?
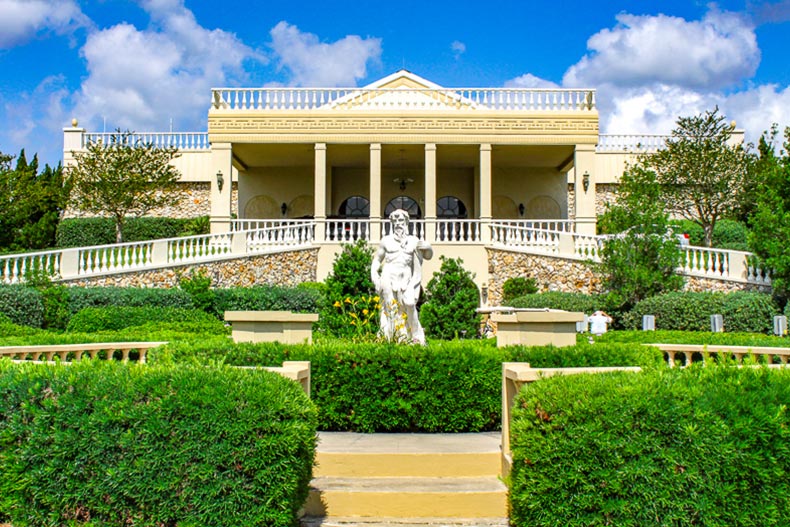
[597,134,669,153]
[211,87,596,112]
[0,219,769,287]
[83,132,210,151]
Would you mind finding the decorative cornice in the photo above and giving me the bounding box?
[208,114,599,145]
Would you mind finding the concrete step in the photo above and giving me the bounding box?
[315,432,502,478]
[305,433,507,521]
[301,517,510,526]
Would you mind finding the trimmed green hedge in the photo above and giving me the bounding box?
[622,291,780,333]
[0,360,317,526]
[68,286,194,313]
[0,285,44,327]
[153,339,665,432]
[510,364,790,526]
[67,306,224,333]
[56,217,200,247]
[509,291,606,314]
[213,286,321,315]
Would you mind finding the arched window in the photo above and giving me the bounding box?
[339,195,370,217]
[437,196,468,218]
[384,196,421,218]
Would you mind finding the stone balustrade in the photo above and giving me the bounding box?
[84,132,210,150]
[0,345,311,395]
[0,342,168,363]
[211,87,596,112]
[646,343,790,368]
[596,134,669,153]
[0,220,770,289]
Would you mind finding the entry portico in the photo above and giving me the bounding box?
[206,70,599,281]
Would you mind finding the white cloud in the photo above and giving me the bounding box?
[0,0,89,48]
[72,1,260,132]
[504,73,559,89]
[563,9,759,90]
[721,84,790,139]
[451,40,466,59]
[269,21,381,86]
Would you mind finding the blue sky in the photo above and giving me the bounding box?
[1,0,790,167]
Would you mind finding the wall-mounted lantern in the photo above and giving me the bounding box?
[216,170,224,192]
[281,202,288,216]
[518,203,525,217]
[582,171,590,193]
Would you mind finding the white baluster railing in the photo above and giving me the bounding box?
[84,132,210,151]
[489,223,561,254]
[597,134,669,153]
[434,219,482,242]
[78,240,155,274]
[211,88,596,112]
[0,250,62,283]
[325,219,370,242]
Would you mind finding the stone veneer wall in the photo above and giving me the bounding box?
[63,182,239,219]
[62,248,318,288]
[486,248,769,305]
[486,249,604,305]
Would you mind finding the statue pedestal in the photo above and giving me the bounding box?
[491,309,584,348]
[224,311,319,344]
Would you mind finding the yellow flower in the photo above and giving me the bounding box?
[345,297,352,304]
[350,313,358,319]
[362,309,369,315]
[333,301,341,308]
[373,296,380,303]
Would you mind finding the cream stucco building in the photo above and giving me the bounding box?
[61,70,748,290]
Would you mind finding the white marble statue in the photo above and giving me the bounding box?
[371,209,433,344]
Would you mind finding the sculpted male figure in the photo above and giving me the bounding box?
[371,209,433,344]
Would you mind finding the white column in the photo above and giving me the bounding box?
[479,144,492,242]
[210,142,233,234]
[424,143,437,242]
[369,143,382,242]
[62,120,85,170]
[573,144,596,236]
[314,143,327,242]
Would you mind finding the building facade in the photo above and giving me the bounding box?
[62,70,745,288]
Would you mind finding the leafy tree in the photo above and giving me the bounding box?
[749,125,790,302]
[420,256,480,340]
[600,161,683,312]
[68,131,181,243]
[624,108,751,247]
[0,150,69,252]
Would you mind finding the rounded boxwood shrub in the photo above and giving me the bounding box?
[622,291,725,331]
[623,291,778,333]
[720,291,779,333]
[0,285,44,327]
[66,306,220,333]
[0,360,317,527]
[510,365,790,526]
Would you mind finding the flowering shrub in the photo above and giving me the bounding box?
[330,294,382,341]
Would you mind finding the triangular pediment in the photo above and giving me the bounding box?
[327,70,478,111]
